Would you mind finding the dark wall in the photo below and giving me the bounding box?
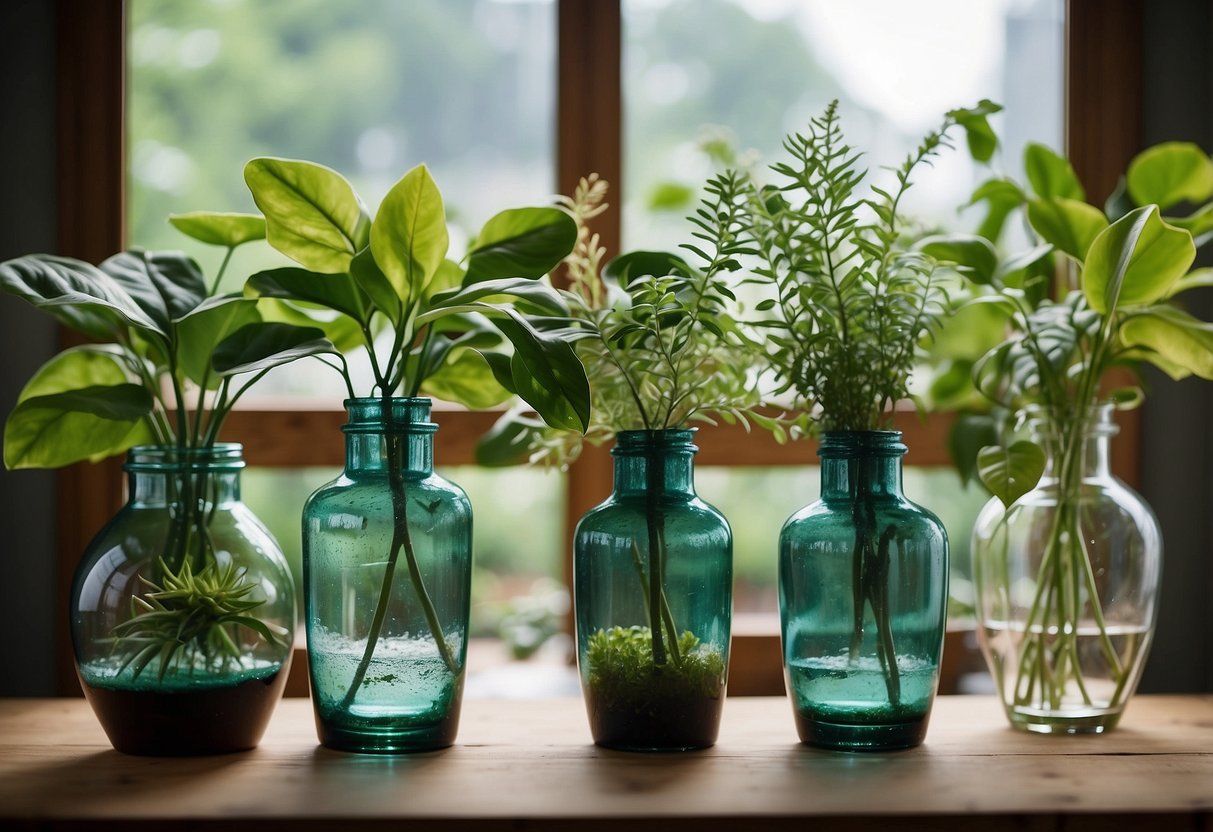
[0,0,59,695]
[1139,0,1213,693]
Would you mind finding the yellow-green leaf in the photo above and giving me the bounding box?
[1083,205,1195,314]
[370,164,449,307]
[1126,142,1213,210]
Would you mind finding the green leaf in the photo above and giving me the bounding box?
[492,311,590,432]
[420,278,570,321]
[349,247,402,324]
[1126,142,1213,210]
[99,249,208,329]
[948,413,999,487]
[1120,306,1213,379]
[1167,203,1213,247]
[420,349,511,409]
[977,441,1046,507]
[1104,176,1136,221]
[1164,267,1213,298]
[247,266,371,325]
[647,182,696,211]
[475,409,543,467]
[174,296,261,387]
[967,178,1026,244]
[1024,143,1085,201]
[1026,198,1108,262]
[0,254,161,337]
[168,212,266,248]
[5,348,152,469]
[947,99,1003,163]
[1109,386,1144,410]
[464,207,577,284]
[371,164,449,306]
[604,250,690,286]
[918,234,998,284]
[1083,205,1196,314]
[211,322,335,377]
[244,157,371,273]
[254,298,364,353]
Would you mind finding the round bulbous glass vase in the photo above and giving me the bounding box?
[972,405,1161,734]
[303,397,471,754]
[779,431,948,751]
[573,429,732,752]
[71,444,296,756]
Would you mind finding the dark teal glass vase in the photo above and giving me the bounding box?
[303,398,471,753]
[574,429,732,752]
[71,444,296,755]
[780,432,948,751]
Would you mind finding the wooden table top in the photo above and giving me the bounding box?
[1,695,1211,831]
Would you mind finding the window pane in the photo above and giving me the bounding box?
[622,0,1064,248]
[128,0,557,400]
[242,465,566,636]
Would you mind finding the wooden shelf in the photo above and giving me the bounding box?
[1,695,1211,830]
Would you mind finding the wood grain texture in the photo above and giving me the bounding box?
[1,696,1210,831]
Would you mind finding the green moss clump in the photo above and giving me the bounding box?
[586,625,724,714]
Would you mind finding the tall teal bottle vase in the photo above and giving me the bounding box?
[779,431,948,751]
[574,429,732,751]
[303,397,472,753]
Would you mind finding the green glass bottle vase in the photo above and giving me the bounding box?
[71,444,296,755]
[971,404,1161,734]
[303,397,471,753]
[574,429,732,752]
[780,431,948,751]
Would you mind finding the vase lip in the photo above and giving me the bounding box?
[612,427,698,455]
[817,430,906,458]
[1023,401,1118,437]
[124,443,245,472]
[342,396,437,435]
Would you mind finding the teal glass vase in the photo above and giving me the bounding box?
[303,397,471,753]
[779,431,948,751]
[574,429,732,752]
[71,444,296,755]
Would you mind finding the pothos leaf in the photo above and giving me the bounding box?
[169,212,266,248]
[977,441,1046,508]
[211,323,335,377]
[371,163,449,306]
[464,206,577,284]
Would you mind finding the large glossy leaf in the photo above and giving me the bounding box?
[464,207,577,284]
[1163,267,1213,298]
[948,413,999,487]
[244,157,371,273]
[1126,142,1213,210]
[349,247,402,324]
[248,266,371,325]
[175,296,261,387]
[1024,143,1085,201]
[211,322,334,377]
[918,235,998,284]
[1083,205,1195,314]
[1120,306,1213,379]
[5,348,151,469]
[475,408,544,467]
[420,349,512,409]
[0,254,160,337]
[371,164,449,306]
[947,99,1003,163]
[420,278,570,321]
[169,212,266,248]
[1026,198,1108,262]
[492,311,590,432]
[977,441,1046,508]
[99,249,208,329]
[254,298,365,353]
[1168,203,1213,247]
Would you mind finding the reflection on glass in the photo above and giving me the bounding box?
[623,0,1064,249]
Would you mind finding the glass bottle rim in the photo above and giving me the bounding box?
[817,430,906,458]
[612,428,697,456]
[124,443,245,473]
[1024,402,1118,438]
[343,396,437,435]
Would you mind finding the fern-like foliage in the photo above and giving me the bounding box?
[739,100,958,431]
[483,174,798,467]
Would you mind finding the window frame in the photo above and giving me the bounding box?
[51,0,1143,695]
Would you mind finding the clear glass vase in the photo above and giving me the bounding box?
[303,397,471,753]
[972,404,1161,733]
[780,431,948,751]
[573,429,732,751]
[71,444,296,755]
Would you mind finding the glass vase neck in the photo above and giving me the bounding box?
[1030,403,1117,481]
[124,443,244,505]
[343,396,436,475]
[611,429,697,499]
[817,431,906,499]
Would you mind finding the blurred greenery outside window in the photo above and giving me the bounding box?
[128,0,1064,650]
